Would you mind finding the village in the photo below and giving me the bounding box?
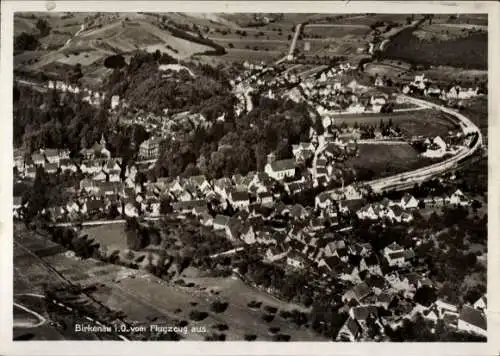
[13,49,486,343]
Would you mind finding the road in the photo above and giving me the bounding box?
[13,302,46,328]
[305,24,369,29]
[209,247,244,259]
[319,95,483,196]
[274,23,303,65]
[14,240,130,340]
[63,24,85,49]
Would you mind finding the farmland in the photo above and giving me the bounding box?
[13,223,327,341]
[344,143,440,179]
[334,109,459,137]
[81,222,128,251]
[381,25,487,70]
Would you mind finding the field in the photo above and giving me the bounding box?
[303,25,371,38]
[14,223,327,341]
[364,60,411,77]
[413,22,487,42]
[344,143,439,179]
[381,25,487,70]
[81,222,128,252]
[334,109,459,137]
[201,48,282,65]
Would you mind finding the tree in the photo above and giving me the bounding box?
[14,32,40,52]
[414,286,437,307]
[36,18,51,37]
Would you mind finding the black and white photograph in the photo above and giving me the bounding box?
[1,1,498,355]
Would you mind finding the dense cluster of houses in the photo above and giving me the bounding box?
[402,74,483,103]
[337,282,487,341]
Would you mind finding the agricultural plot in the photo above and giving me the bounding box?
[414,23,486,42]
[209,36,290,52]
[104,275,328,341]
[302,25,371,39]
[334,109,458,137]
[381,26,487,70]
[81,222,128,252]
[208,48,282,64]
[344,143,439,179]
[56,50,107,66]
[364,60,411,78]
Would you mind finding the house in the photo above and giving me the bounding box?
[400,193,419,209]
[44,163,58,174]
[350,305,379,326]
[59,159,77,173]
[315,193,333,210]
[375,292,394,310]
[264,158,296,181]
[447,189,470,206]
[31,152,46,166]
[240,224,256,245]
[213,214,231,231]
[232,173,254,192]
[317,256,341,274]
[84,198,105,215]
[342,282,372,303]
[336,317,361,341]
[172,200,206,214]
[65,200,80,215]
[139,136,163,159]
[286,251,307,269]
[265,245,288,262]
[213,177,234,200]
[370,95,386,106]
[359,254,382,275]
[108,169,121,182]
[383,242,406,267]
[188,175,212,194]
[43,149,61,164]
[143,198,161,216]
[92,171,108,182]
[14,149,26,172]
[257,191,274,206]
[457,306,487,337]
[435,299,459,318]
[473,295,487,312]
[228,190,250,210]
[339,265,361,283]
[225,218,243,241]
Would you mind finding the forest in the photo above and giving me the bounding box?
[381,27,487,70]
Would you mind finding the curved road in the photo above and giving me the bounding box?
[320,95,483,196]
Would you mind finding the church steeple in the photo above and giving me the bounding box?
[100,134,106,146]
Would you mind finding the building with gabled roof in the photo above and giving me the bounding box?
[457,305,487,337]
[264,158,296,181]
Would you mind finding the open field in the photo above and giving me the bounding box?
[302,25,371,38]
[208,36,289,52]
[414,23,486,42]
[430,14,488,27]
[14,223,326,340]
[81,222,128,251]
[202,48,282,65]
[334,109,459,137]
[345,143,440,179]
[364,60,411,77]
[381,26,487,70]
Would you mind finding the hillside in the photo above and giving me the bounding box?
[380,16,487,70]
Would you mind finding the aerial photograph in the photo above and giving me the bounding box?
[12,12,487,342]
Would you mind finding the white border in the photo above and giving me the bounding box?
[1,1,499,355]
